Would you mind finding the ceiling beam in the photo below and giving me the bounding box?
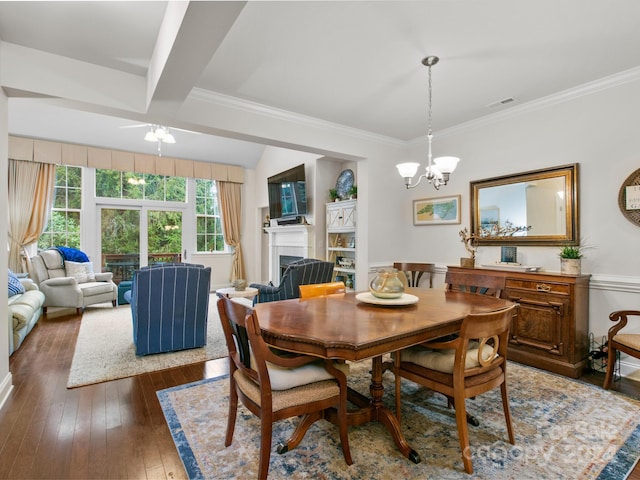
[145,1,247,117]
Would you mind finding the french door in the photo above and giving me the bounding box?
[100,206,183,283]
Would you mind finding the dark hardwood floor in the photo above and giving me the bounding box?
[1,308,639,479]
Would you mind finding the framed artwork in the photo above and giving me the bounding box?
[413,195,461,225]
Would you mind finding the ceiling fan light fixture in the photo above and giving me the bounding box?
[144,129,157,142]
[163,132,176,144]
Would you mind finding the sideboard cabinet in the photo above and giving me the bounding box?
[447,266,591,378]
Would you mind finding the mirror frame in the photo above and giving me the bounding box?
[470,163,579,246]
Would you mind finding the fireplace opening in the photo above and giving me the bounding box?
[280,255,303,276]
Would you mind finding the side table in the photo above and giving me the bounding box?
[215,287,259,308]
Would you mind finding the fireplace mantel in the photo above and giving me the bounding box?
[265,225,314,283]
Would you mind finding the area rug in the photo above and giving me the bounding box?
[67,295,227,388]
[158,361,640,479]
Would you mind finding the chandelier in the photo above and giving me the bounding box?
[144,125,175,156]
[396,56,460,190]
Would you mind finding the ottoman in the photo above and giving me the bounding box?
[117,280,133,305]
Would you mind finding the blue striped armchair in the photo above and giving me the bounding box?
[250,258,335,304]
[130,263,212,355]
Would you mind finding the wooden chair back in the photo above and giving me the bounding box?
[393,262,436,288]
[604,310,640,389]
[216,295,352,478]
[394,304,517,474]
[444,270,505,297]
[299,281,346,298]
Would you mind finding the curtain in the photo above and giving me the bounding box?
[218,181,246,282]
[8,159,56,272]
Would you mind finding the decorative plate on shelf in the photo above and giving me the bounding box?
[355,292,419,306]
[335,169,354,199]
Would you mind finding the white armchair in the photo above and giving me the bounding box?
[29,249,117,314]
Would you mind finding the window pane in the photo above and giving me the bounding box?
[166,177,186,202]
[68,188,82,209]
[145,174,163,201]
[55,168,67,186]
[67,168,82,188]
[96,169,121,197]
[54,189,66,209]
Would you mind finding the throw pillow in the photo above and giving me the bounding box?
[65,261,96,283]
[8,269,25,297]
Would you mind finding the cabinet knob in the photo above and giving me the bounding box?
[536,283,551,292]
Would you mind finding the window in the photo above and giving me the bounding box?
[196,179,225,252]
[38,165,82,249]
[95,169,186,202]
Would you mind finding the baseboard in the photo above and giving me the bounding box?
[0,371,14,411]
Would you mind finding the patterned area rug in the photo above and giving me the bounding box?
[67,295,227,388]
[158,361,640,479]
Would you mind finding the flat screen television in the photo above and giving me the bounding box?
[267,164,307,220]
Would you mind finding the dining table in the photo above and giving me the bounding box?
[254,287,515,464]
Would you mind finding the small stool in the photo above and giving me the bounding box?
[118,281,133,305]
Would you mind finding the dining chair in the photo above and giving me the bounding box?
[393,262,436,288]
[299,281,346,298]
[216,295,353,479]
[393,304,517,474]
[603,310,640,389]
[444,269,505,297]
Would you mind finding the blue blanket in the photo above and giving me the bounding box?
[54,247,90,263]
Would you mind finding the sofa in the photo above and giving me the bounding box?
[29,249,117,314]
[8,274,45,355]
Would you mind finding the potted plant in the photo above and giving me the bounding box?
[559,245,583,275]
[459,228,478,268]
[329,188,339,202]
[348,185,357,199]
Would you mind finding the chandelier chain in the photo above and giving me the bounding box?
[427,63,433,137]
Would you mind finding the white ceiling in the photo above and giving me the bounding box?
[2,1,640,168]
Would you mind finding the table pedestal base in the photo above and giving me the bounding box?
[324,356,421,464]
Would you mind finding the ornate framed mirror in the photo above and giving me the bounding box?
[470,163,579,246]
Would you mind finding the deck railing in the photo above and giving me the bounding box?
[102,253,181,284]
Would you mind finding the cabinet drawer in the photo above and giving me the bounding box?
[506,279,570,295]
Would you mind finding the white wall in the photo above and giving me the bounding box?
[0,87,13,408]
[386,77,640,377]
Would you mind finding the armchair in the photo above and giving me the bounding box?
[29,249,117,314]
[250,258,334,303]
[130,262,211,355]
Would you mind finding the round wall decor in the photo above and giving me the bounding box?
[618,167,640,227]
[335,169,354,199]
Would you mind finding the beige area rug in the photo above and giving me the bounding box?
[67,295,227,388]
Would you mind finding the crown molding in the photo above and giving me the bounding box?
[192,64,640,150]
[444,66,640,138]
[410,66,640,144]
[188,88,405,148]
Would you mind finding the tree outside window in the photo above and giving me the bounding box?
[196,179,225,252]
[95,169,186,202]
[38,165,81,249]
